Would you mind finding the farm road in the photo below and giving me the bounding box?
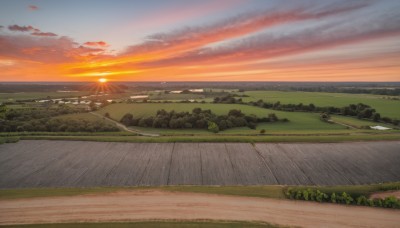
[0,140,399,188]
[90,112,159,136]
[1,190,399,227]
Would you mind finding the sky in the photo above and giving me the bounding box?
[0,0,399,82]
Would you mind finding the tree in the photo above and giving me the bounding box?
[372,113,381,122]
[207,121,219,133]
[120,113,133,126]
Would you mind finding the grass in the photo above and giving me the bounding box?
[0,221,276,228]
[149,93,206,100]
[287,182,400,199]
[96,103,347,133]
[0,91,89,102]
[331,115,395,129]
[238,91,400,119]
[1,183,398,200]
[18,133,400,143]
[53,112,103,121]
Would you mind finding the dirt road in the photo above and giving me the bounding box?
[1,190,399,227]
[90,112,159,136]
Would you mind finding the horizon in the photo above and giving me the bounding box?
[1,0,400,82]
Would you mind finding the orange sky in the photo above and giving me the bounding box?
[0,0,399,82]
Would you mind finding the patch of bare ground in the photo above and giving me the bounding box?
[370,190,400,200]
[0,190,399,227]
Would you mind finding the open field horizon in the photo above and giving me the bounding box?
[2,0,400,226]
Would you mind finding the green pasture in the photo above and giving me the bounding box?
[53,112,101,121]
[331,115,395,129]
[0,92,89,102]
[149,93,206,100]
[238,91,400,119]
[96,103,347,133]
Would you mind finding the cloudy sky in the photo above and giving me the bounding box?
[0,0,399,81]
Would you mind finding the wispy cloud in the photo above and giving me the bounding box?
[1,0,400,81]
[28,5,39,11]
[31,32,57,37]
[84,41,108,47]
[7,24,57,37]
[8,25,39,32]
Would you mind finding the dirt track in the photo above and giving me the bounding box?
[1,190,399,227]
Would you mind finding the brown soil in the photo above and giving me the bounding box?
[370,190,400,200]
[1,190,399,227]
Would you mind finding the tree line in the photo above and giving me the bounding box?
[120,108,283,133]
[285,188,400,209]
[213,95,399,125]
[0,104,119,132]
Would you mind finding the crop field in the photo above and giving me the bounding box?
[1,140,399,188]
[238,91,400,119]
[96,103,348,133]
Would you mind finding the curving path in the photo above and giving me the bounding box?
[1,190,399,227]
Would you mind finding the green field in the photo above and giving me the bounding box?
[0,91,89,102]
[53,112,103,121]
[149,93,206,100]
[331,115,395,129]
[97,103,350,134]
[19,133,400,143]
[238,91,400,119]
[1,183,398,200]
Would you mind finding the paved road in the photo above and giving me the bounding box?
[0,140,399,188]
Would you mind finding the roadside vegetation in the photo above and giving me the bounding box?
[120,108,282,133]
[285,187,400,209]
[0,221,276,228]
[1,183,399,209]
[0,104,119,132]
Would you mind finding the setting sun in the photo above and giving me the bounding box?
[98,78,107,83]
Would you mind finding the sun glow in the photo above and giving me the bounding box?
[98,78,107,83]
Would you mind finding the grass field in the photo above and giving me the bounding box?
[331,115,395,129]
[19,133,400,143]
[96,103,347,133]
[0,91,89,102]
[238,91,400,119]
[53,112,103,121]
[149,93,206,100]
[1,183,398,200]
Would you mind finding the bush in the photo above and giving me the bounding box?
[285,188,400,209]
[208,121,219,133]
[260,129,266,134]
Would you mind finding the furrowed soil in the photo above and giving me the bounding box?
[0,140,399,188]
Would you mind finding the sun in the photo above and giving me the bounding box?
[98,78,107,83]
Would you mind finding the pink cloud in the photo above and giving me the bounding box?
[31,32,58,37]
[28,5,39,11]
[84,41,108,47]
[8,25,37,32]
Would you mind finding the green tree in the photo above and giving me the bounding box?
[207,121,219,133]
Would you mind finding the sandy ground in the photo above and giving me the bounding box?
[370,190,400,199]
[0,190,399,228]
